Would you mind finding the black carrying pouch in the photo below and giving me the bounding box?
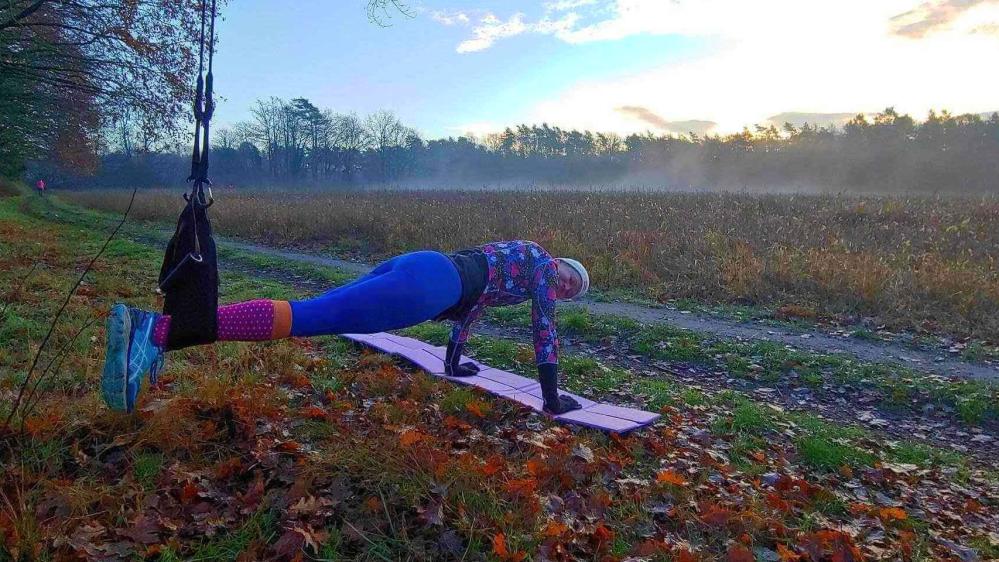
[157,185,218,351]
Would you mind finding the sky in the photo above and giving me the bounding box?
[213,0,999,139]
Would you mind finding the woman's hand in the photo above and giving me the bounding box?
[543,394,582,415]
[446,361,480,378]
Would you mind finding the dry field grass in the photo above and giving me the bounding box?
[65,189,999,341]
[4,193,998,561]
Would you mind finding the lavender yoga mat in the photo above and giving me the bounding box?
[342,333,660,433]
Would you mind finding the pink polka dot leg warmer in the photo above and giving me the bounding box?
[151,299,292,348]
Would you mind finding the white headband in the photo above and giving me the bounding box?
[557,258,589,299]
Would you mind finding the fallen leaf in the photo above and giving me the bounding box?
[466,400,488,418]
[180,481,199,504]
[400,429,424,447]
[878,507,907,521]
[504,478,537,497]
[492,533,509,557]
[543,520,568,537]
[727,543,754,562]
[480,455,504,476]
[572,444,595,463]
[776,544,801,562]
[656,469,688,486]
[418,499,444,526]
[591,523,613,549]
[700,504,733,527]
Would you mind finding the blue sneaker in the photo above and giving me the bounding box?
[101,304,165,412]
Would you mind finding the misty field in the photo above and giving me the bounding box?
[64,189,999,341]
[5,191,998,561]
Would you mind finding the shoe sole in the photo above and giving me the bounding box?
[100,304,131,411]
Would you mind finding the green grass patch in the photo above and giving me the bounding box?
[218,246,357,287]
[632,324,709,362]
[399,321,451,346]
[796,435,875,471]
[188,508,278,561]
[635,379,678,411]
[484,301,532,328]
[886,441,965,468]
[132,452,165,490]
[465,337,531,372]
[441,386,477,415]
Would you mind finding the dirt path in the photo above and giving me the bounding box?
[221,253,999,464]
[223,239,999,382]
[33,196,999,381]
[35,198,994,462]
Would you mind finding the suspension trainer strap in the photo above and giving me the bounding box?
[188,0,207,184]
[157,0,220,350]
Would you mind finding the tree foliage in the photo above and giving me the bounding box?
[0,0,213,177]
[78,100,999,194]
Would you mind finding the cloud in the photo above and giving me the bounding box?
[451,9,582,53]
[432,10,471,26]
[545,0,599,11]
[456,13,529,53]
[616,106,716,135]
[435,0,999,134]
[524,0,999,134]
[765,112,859,129]
[889,0,999,38]
[971,21,999,34]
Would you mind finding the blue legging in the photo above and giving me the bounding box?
[289,251,461,337]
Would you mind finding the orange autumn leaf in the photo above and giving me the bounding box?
[214,457,243,479]
[677,548,698,562]
[592,523,614,548]
[480,455,505,476]
[492,533,508,557]
[526,458,545,477]
[766,492,793,513]
[878,507,907,521]
[504,478,538,497]
[364,496,382,513]
[180,481,199,504]
[399,429,424,447]
[700,504,733,527]
[634,539,670,556]
[443,415,470,430]
[898,530,915,558]
[656,469,688,486]
[301,406,327,420]
[285,372,312,389]
[776,544,801,562]
[727,543,755,562]
[466,400,488,418]
[847,502,870,516]
[543,520,569,537]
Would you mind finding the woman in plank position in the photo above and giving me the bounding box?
[102,240,589,415]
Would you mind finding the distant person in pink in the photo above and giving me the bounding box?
[36,179,46,194]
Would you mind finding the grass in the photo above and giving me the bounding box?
[481,298,999,425]
[63,188,999,342]
[36,190,999,424]
[188,509,279,561]
[2,191,995,561]
[132,452,165,489]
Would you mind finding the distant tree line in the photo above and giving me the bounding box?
[0,1,407,180]
[0,0,219,179]
[50,98,999,193]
